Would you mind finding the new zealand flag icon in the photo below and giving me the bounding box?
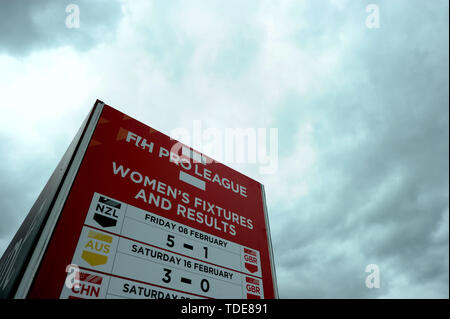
[93,196,121,228]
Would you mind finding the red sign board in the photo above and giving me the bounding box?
[10,101,277,299]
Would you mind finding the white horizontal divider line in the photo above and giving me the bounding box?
[179,170,206,191]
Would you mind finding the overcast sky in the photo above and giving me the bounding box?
[0,0,448,298]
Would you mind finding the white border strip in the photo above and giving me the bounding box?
[14,101,104,298]
[261,184,279,299]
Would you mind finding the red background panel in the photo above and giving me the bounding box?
[27,105,275,298]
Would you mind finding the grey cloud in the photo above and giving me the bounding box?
[0,0,123,56]
[271,0,448,298]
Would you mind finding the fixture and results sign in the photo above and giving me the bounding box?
[0,100,278,299]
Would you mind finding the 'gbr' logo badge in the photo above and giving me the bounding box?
[243,248,259,274]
